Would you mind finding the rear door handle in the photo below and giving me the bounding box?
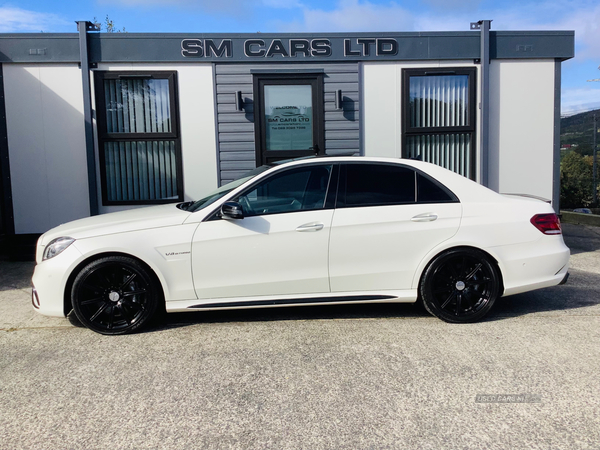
[296,222,324,232]
[411,213,438,222]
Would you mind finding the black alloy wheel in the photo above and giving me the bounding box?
[420,248,501,323]
[71,256,160,335]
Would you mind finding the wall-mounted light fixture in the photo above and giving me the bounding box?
[335,89,343,110]
[235,91,244,111]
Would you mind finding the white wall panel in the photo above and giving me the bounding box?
[95,64,218,214]
[4,64,89,234]
[488,60,555,201]
[362,63,400,158]
[362,61,479,165]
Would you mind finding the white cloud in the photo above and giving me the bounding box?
[0,6,70,32]
[562,87,600,115]
[421,0,482,11]
[98,0,252,15]
[274,0,415,32]
[261,0,304,8]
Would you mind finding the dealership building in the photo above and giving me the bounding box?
[0,21,574,242]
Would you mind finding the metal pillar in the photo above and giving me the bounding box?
[77,21,100,216]
[0,64,15,235]
[552,61,562,212]
[594,113,598,205]
[471,20,491,187]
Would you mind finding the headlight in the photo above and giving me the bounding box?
[42,237,75,261]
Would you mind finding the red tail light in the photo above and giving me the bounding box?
[530,213,562,235]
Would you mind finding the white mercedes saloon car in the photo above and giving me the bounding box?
[32,157,570,334]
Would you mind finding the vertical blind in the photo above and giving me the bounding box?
[104,79,172,133]
[405,134,472,179]
[104,141,178,202]
[409,75,469,128]
[102,78,178,202]
[406,73,473,179]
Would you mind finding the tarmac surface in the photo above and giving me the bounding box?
[1,223,599,449]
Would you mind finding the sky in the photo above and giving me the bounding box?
[1,0,599,115]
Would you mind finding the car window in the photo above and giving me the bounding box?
[417,173,457,203]
[187,165,272,212]
[339,163,416,207]
[235,165,332,217]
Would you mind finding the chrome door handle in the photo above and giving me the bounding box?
[411,213,438,222]
[296,222,324,232]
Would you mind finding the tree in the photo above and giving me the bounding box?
[93,15,126,33]
[560,151,594,208]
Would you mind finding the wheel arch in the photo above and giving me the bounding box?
[63,251,166,316]
[414,245,505,296]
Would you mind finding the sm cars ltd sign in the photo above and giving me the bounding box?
[181,37,399,60]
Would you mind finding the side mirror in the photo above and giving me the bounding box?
[221,201,244,220]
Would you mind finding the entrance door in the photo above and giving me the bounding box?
[253,74,325,165]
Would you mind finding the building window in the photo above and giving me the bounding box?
[402,68,476,179]
[94,71,183,205]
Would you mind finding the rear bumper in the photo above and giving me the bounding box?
[494,237,570,297]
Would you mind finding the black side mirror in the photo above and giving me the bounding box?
[221,201,244,220]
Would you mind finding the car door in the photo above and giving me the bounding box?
[191,164,335,301]
[329,163,462,292]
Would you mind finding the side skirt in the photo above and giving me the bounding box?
[164,290,418,313]
[189,294,396,309]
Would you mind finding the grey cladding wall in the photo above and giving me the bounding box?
[215,63,360,184]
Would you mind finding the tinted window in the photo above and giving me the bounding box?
[341,164,416,207]
[417,173,456,203]
[236,165,332,216]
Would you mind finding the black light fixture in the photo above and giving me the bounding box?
[334,89,343,110]
[235,91,244,111]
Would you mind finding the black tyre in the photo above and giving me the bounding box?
[420,248,501,323]
[71,256,160,335]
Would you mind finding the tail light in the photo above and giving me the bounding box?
[530,213,562,235]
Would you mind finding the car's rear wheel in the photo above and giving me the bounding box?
[71,256,160,335]
[420,248,501,323]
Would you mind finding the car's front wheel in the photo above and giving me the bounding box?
[420,248,501,323]
[71,256,160,335]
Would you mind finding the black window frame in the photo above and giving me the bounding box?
[336,162,458,208]
[94,70,184,206]
[253,73,326,165]
[402,67,477,180]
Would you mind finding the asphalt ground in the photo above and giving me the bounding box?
[1,223,599,450]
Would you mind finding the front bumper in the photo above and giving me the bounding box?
[31,243,83,317]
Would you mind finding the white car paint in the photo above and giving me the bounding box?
[329,202,462,292]
[31,157,570,326]
[191,210,334,300]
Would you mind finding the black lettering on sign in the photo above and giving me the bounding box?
[266,40,289,57]
[377,38,398,56]
[181,39,203,57]
[290,39,310,57]
[245,39,266,57]
[357,38,376,56]
[344,39,360,56]
[206,39,232,57]
[311,39,332,56]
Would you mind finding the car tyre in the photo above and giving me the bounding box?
[420,248,501,323]
[71,256,160,335]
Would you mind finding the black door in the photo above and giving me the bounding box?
[253,74,325,165]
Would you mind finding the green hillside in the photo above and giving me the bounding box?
[561,109,600,156]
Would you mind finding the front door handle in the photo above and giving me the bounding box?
[411,213,438,222]
[296,222,324,232]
